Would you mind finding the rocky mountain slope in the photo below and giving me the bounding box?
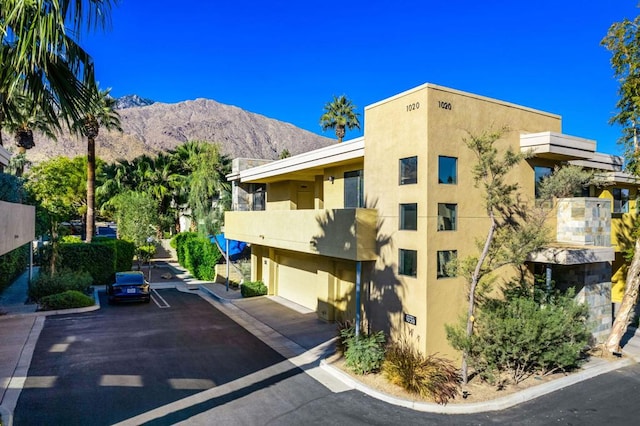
[23,97,334,164]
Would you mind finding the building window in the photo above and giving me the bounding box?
[399,156,417,185]
[437,203,457,231]
[438,156,457,184]
[399,203,417,230]
[437,250,457,278]
[251,184,266,211]
[534,166,553,198]
[613,188,630,213]
[344,170,364,208]
[399,249,417,277]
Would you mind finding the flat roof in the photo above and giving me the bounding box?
[235,137,364,183]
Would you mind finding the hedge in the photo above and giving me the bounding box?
[29,269,93,301]
[241,281,268,298]
[39,290,94,311]
[0,244,29,293]
[172,232,221,281]
[41,239,135,286]
[93,238,136,273]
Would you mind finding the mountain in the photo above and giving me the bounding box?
[115,94,155,109]
[23,97,334,164]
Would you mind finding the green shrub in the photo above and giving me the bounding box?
[39,290,94,311]
[57,243,114,285]
[335,319,354,354]
[196,241,221,280]
[29,270,93,301]
[340,326,386,375]
[383,339,460,404]
[0,244,29,293]
[95,239,135,272]
[136,244,156,264]
[172,232,221,280]
[446,289,590,384]
[172,232,192,265]
[241,280,268,297]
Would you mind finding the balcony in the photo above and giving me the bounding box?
[529,198,614,265]
[225,208,378,261]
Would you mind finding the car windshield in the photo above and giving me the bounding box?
[116,274,144,285]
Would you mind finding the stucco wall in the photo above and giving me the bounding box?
[364,83,564,356]
[0,200,35,256]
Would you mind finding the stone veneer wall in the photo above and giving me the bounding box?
[554,262,612,342]
[556,198,611,246]
[230,158,273,212]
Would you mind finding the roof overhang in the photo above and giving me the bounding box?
[598,171,640,185]
[520,132,596,161]
[570,152,623,172]
[236,137,365,183]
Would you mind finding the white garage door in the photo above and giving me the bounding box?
[277,254,318,311]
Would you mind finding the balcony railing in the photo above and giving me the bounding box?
[225,208,378,261]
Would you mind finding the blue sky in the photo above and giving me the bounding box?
[83,1,639,156]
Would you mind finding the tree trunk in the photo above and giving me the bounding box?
[335,125,345,143]
[86,136,96,243]
[462,212,497,384]
[605,238,640,353]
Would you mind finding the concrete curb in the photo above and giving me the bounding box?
[319,356,634,414]
[198,284,233,303]
[0,287,101,321]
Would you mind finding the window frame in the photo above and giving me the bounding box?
[344,169,364,208]
[534,165,553,199]
[613,188,630,214]
[438,156,457,185]
[399,203,418,230]
[437,203,457,231]
[437,250,457,279]
[398,249,418,277]
[399,156,418,185]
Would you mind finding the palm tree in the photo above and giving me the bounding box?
[1,1,118,141]
[3,94,58,175]
[74,85,121,242]
[320,95,361,143]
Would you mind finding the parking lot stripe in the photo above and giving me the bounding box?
[151,289,170,308]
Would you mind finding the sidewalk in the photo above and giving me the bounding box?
[197,278,640,414]
[2,263,640,423]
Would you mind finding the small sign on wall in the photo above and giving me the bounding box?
[404,313,417,326]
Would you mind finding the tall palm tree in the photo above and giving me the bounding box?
[320,95,361,143]
[74,85,121,242]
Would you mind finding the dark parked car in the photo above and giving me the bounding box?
[107,271,151,304]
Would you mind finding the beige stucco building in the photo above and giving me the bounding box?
[225,83,639,358]
[0,146,35,257]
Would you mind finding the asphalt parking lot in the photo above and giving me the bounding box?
[13,289,329,425]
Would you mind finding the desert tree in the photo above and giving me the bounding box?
[602,12,640,353]
[452,128,552,384]
[320,95,361,143]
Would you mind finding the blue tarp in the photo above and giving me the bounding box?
[210,234,247,261]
